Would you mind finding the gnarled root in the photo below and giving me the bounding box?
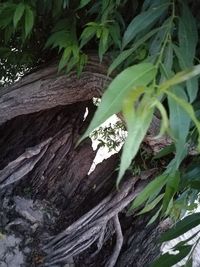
[42,174,152,267]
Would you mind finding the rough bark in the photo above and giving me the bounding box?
[0,57,169,267]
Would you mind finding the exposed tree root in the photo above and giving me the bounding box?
[42,171,155,267]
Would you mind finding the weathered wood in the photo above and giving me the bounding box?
[0,56,111,125]
[0,59,170,267]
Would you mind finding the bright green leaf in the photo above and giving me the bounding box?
[160,64,200,92]
[79,63,156,144]
[147,206,162,225]
[117,93,154,185]
[130,174,168,210]
[137,193,164,215]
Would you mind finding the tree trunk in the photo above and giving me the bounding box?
[0,56,169,267]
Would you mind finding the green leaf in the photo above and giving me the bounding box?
[151,245,192,267]
[78,0,92,9]
[154,100,169,138]
[160,213,200,242]
[80,26,96,48]
[160,64,200,92]
[45,31,69,50]
[108,25,167,75]
[153,144,175,159]
[147,206,162,225]
[173,45,198,103]
[122,4,168,48]
[167,86,190,169]
[25,6,34,37]
[108,23,121,49]
[137,193,164,215]
[58,46,72,72]
[13,3,25,28]
[166,90,200,150]
[129,174,168,210]
[117,93,154,185]
[168,86,190,142]
[162,171,180,213]
[178,1,198,61]
[99,27,109,62]
[79,63,156,143]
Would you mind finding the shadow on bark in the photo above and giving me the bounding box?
[0,57,170,266]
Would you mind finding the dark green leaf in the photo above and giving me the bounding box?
[160,213,200,242]
[151,245,192,267]
[79,0,92,9]
[108,26,167,75]
[25,6,34,37]
[162,171,180,213]
[13,3,25,28]
[122,4,169,48]
[80,26,96,48]
[153,144,175,159]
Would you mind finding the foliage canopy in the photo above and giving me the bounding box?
[1,0,200,265]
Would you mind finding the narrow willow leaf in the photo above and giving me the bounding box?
[160,64,200,92]
[137,194,164,215]
[25,6,34,37]
[58,47,72,71]
[168,86,190,142]
[147,206,162,225]
[151,245,192,267]
[178,1,198,61]
[79,63,156,144]
[173,45,198,102]
[80,26,96,48]
[167,86,190,169]
[78,0,92,9]
[130,174,168,210]
[173,230,200,250]
[13,3,25,28]
[108,26,166,75]
[154,100,169,138]
[117,94,154,185]
[160,213,200,242]
[109,23,121,49]
[122,4,169,48]
[166,90,200,150]
[162,171,180,213]
[160,42,173,82]
[153,144,175,159]
[99,27,109,62]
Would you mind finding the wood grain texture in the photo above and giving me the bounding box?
[0,56,111,125]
